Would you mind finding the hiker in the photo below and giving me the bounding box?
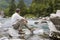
[11,8,25,24]
[11,8,33,33]
[11,8,27,30]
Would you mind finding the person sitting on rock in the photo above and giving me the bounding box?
[11,8,27,30]
[11,8,33,35]
[11,8,26,24]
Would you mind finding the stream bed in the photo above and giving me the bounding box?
[0,18,51,40]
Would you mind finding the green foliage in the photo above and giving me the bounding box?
[4,8,9,16]
[17,0,26,9]
[1,0,60,17]
[17,0,27,16]
[29,0,58,17]
[30,0,49,17]
[55,0,60,10]
[0,0,10,9]
[8,0,16,17]
[24,14,36,18]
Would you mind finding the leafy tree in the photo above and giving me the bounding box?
[30,0,50,17]
[30,0,58,17]
[8,0,16,16]
[17,0,27,16]
[46,0,56,16]
[55,0,60,10]
[4,8,9,16]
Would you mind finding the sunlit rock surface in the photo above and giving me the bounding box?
[56,10,60,17]
[50,13,57,18]
[50,10,60,18]
[48,10,60,39]
[7,28,20,39]
[50,10,60,31]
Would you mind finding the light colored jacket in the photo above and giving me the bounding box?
[11,12,24,24]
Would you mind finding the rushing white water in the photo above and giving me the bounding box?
[33,29,44,35]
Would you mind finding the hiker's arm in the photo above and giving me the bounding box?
[21,19,28,24]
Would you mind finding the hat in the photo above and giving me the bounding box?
[16,8,20,13]
[16,8,20,11]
